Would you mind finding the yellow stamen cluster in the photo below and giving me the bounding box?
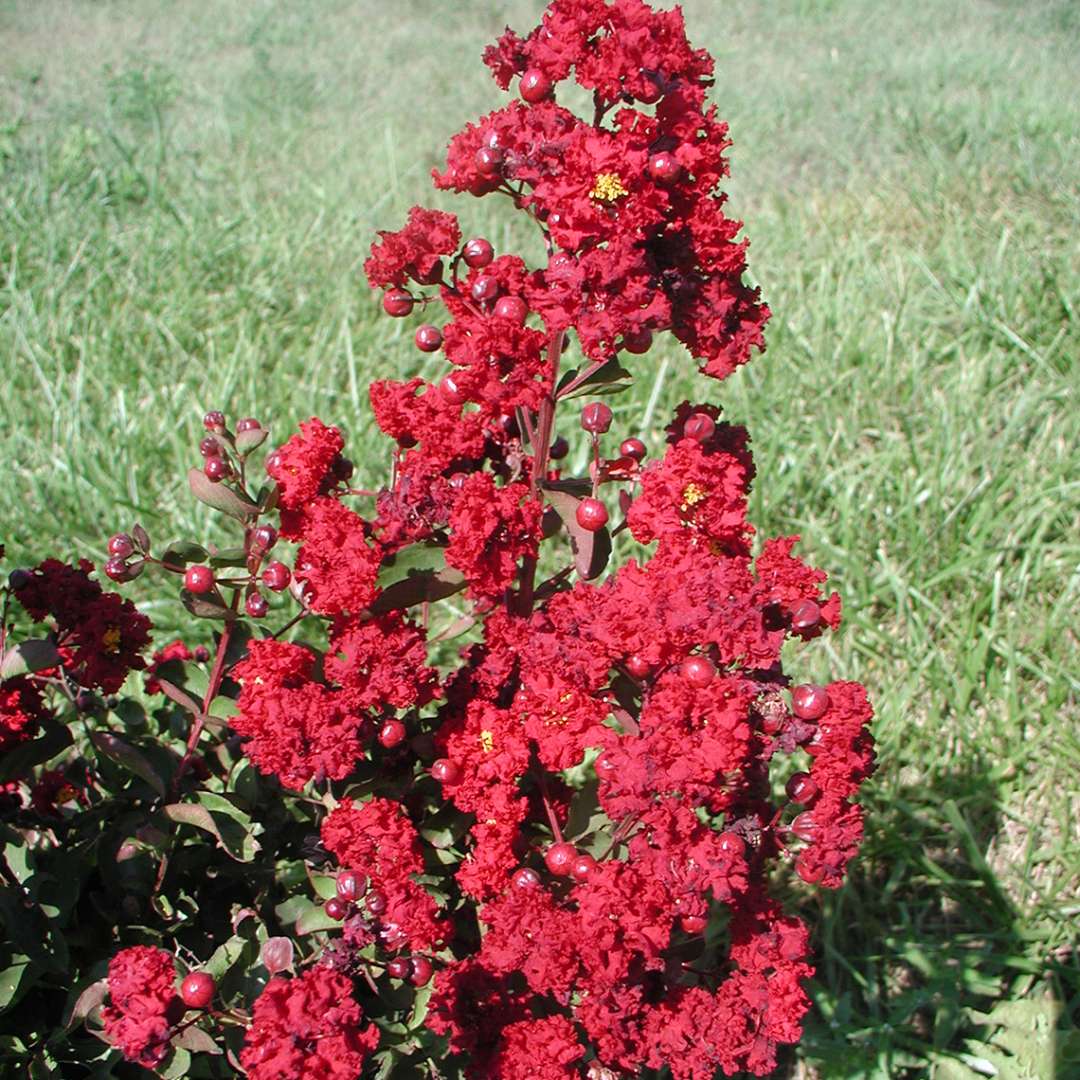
[590,172,628,202]
[680,483,708,513]
[479,729,494,753]
[102,627,122,653]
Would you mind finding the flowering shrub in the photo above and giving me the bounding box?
[0,2,874,1076]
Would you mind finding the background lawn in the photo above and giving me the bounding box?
[1,0,1078,1075]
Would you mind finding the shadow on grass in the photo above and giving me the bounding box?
[793,750,1080,1079]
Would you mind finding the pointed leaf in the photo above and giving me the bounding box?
[544,488,611,580]
[89,732,166,797]
[64,978,108,1029]
[296,902,341,935]
[160,540,209,570]
[1,639,61,679]
[181,589,234,621]
[372,567,466,614]
[173,1026,221,1054]
[0,720,73,783]
[188,468,258,521]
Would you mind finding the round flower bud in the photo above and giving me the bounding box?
[366,890,388,915]
[474,146,504,176]
[544,842,577,877]
[204,455,230,482]
[415,324,443,352]
[683,412,716,442]
[718,831,745,856]
[620,437,646,462]
[262,561,291,592]
[382,289,414,317]
[409,957,433,986]
[790,599,822,635]
[648,151,682,183]
[471,275,500,303]
[108,533,134,558]
[325,897,350,921]
[625,653,653,679]
[494,295,528,323]
[520,68,553,103]
[570,854,597,882]
[576,498,608,532]
[680,914,707,934]
[785,772,819,804]
[431,758,462,785]
[462,237,494,268]
[180,971,215,1010]
[203,411,226,433]
[184,565,215,595]
[245,591,268,619]
[378,719,407,748]
[252,524,277,551]
[681,656,715,689]
[792,684,830,720]
[386,957,411,979]
[512,867,541,890]
[337,871,365,902]
[548,435,569,461]
[581,402,613,434]
[621,328,653,354]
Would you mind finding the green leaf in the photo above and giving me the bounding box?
[187,468,258,521]
[0,721,73,784]
[63,978,108,1030]
[208,546,248,568]
[160,1047,191,1079]
[161,793,260,862]
[0,957,33,1011]
[159,540,208,569]
[88,731,166,797]
[372,566,467,614]
[202,934,249,982]
[376,543,449,588]
[1,638,61,679]
[173,1026,220,1054]
[296,899,340,935]
[180,589,234,621]
[557,357,633,399]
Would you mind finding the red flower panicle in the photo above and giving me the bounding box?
[239,966,379,1079]
[101,946,181,1067]
[62,4,875,1077]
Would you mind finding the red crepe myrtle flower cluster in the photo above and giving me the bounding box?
[4,3,875,1077]
[240,966,379,1079]
[101,946,182,1068]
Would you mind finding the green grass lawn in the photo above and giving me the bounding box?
[1,0,1078,1075]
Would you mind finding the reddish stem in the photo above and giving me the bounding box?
[172,591,240,794]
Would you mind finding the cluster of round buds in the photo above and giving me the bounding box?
[200,411,268,482]
[569,401,650,533]
[103,528,149,583]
